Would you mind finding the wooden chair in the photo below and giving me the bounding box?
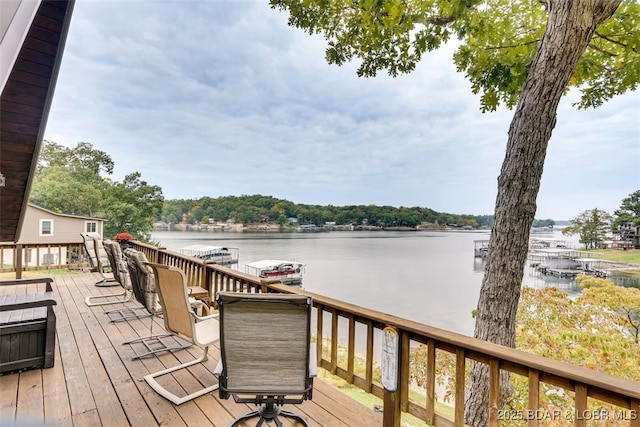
[214,291,316,427]
[144,263,220,405]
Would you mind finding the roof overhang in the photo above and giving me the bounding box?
[0,0,75,243]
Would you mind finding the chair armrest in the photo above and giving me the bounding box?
[309,343,317,377]
[192,311,219,322]
[213,359,223,377]
[0,292,57,312]
[0,277,53,292]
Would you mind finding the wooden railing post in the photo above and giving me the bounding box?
[383,389,401,427]
[382,326,401,427]
[528,370,540,427]
[488,358,499,427]
[425,339,436,425]
[15,244,23,279]
[455,349,466,426]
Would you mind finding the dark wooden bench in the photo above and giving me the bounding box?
[0,277,57,374]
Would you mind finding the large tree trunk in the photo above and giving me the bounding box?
[464,1,621,426]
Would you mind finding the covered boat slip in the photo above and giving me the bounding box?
[0,272,381,427]
[179,245,239,265]
[245,260,306,285]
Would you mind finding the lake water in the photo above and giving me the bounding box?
[150,229,637,337]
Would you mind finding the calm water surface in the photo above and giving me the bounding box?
[150,229,635,337]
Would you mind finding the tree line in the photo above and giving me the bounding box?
[160,194,499,229]
[31,141,559,239]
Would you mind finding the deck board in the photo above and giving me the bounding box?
[0,272,382,426]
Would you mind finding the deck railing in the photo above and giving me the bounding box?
[2,240,639,426]
[0,242,88,276]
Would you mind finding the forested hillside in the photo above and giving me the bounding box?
[160,194,504,228]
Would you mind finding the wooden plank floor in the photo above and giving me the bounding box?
[0,273,383,426]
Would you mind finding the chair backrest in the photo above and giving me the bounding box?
[148,263,195,340]
[103,240,132,290]
[80,232,98,269]
[84,232,110,273]
[216,292,313,395]
[124,249,161,314]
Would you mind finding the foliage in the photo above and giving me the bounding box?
[100,172,163,240]
[507,281,640,426]
[532,219,555,228]
[577,274,640,344]
[31,141,112,216]
[30,141,163,241]
[409,280,640,425]
[161,194,500,228]
[562,208,613,249]
[612,190,640,231]
[516,282,639,372]
[270,0,639,112]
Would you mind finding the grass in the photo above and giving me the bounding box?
[317,367,455,426]
[575,249,640,280]
[576,249,640,264]
[317,338,456,426]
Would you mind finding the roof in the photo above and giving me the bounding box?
[0,0,75,243]
[28,202,105,221]
[245,260,306,269]
[179,245,238,257]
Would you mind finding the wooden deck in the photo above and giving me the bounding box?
[0,273,383,426]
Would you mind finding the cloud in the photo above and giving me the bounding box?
[45,0,640,220]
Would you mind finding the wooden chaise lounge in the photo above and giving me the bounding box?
[0,277,57,374]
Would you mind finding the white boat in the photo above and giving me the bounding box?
[179,245,239,265]
[245,260,305,285]
[474,240,490,258]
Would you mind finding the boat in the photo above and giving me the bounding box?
[179,245,239,265]
[474,240,490,258]
[245,260,305,285]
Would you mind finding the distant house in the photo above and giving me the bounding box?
[19,204,105,244]
[615,222,640,249]
[8,204,105,268]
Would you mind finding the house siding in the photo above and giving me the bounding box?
[18,205,104,244]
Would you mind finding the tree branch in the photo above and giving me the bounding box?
[485,39,540,51]
[595,31,638,54]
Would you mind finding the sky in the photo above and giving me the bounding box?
[44,1,640,221]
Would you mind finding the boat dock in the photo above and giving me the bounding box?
[477,238,636,281]
[179,245,239,265]
[535,267,580,279]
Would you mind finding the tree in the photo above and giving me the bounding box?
[532,218,555,228]
[562,208,613,248]
[101,172,164,240]
[31,141,163,241]
[268,0,638,424]
[612,190,640,238]
[31,141,113,216]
